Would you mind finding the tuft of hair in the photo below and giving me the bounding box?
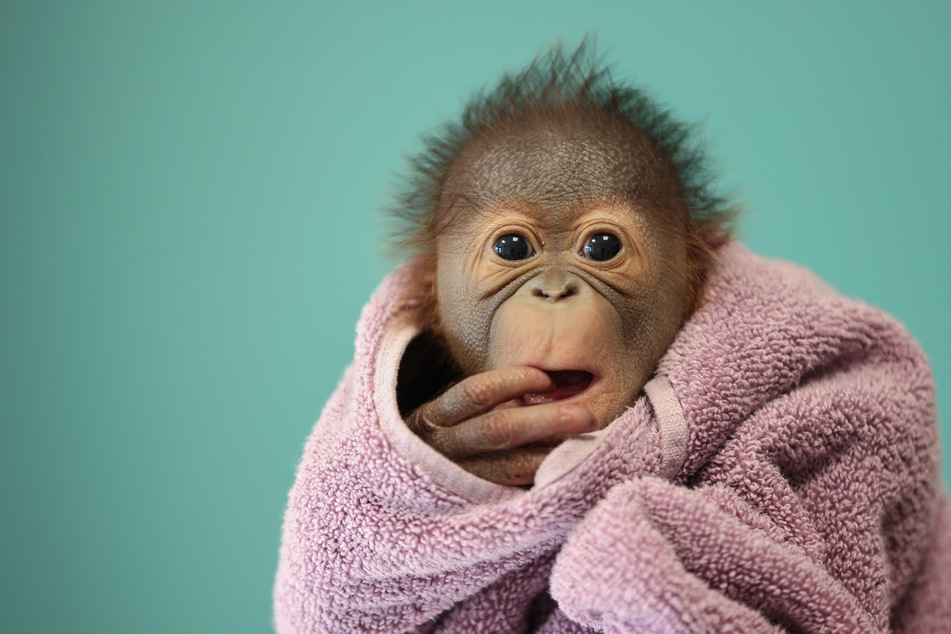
[387,38,738,256]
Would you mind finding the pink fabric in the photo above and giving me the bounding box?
[274,242,950,633]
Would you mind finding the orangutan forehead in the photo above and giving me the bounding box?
[441,112,681,216]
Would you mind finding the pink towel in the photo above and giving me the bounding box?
[275,242,951,632]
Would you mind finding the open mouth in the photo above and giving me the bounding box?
[521,370,594,404]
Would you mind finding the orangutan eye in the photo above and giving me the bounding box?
[583,233,622,261]
[493,234,533,261]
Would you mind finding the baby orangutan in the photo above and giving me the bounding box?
[401,107,703,486]
[275,43,950,633]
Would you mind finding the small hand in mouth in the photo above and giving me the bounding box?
[405,366,597,485]
[521,370,594,404]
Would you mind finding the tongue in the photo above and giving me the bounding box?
[522,370,593,404]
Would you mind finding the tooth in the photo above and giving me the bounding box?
[523,393,552,405]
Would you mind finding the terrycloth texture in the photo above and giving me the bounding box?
[274,243,950,633]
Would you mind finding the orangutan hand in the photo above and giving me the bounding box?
[406,365,597,486]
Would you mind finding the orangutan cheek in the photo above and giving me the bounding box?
[434,252,494,375]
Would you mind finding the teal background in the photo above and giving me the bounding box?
[2,2,949,632]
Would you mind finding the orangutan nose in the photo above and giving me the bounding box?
[530,271,579,301]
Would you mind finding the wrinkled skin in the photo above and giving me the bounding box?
[405,111,691,485]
